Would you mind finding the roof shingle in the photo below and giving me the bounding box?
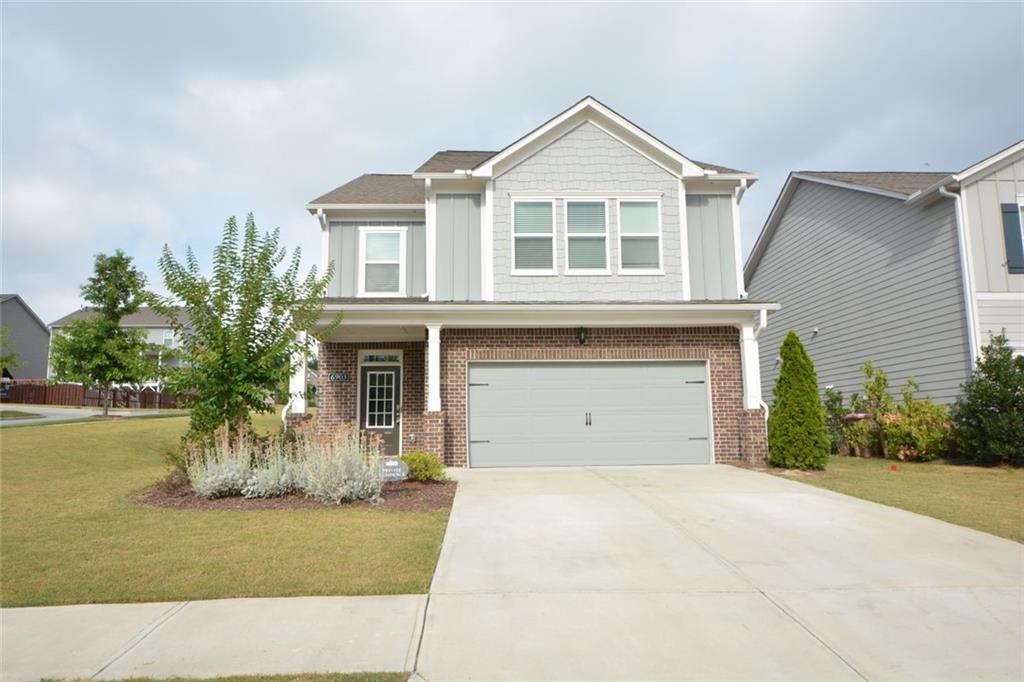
[415,150,498,174]
[50,307,187,328]
[308,174,425,206]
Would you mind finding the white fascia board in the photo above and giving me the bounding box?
[314,301,780,335]
[306,203,424,212]
[953,139,1024,186]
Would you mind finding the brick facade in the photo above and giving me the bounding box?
[317,327,768,467]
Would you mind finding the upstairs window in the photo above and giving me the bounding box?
[359,227,406,296]
[566,200,609,273]
[513,200,555,274]
[618,200,662,273]
[1003,201,1024,274]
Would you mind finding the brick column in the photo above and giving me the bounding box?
[419,410,447,460]
[738,408,768,464]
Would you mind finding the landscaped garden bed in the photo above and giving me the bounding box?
[138,470,456,512]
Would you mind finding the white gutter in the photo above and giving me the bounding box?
[939,185,979,368]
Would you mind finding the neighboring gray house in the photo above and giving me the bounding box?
[295,97,777,468]
[48,307,188,384]
[0,294,50,379]
[745,140,1024,405]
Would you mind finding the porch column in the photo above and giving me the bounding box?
[288,331,308,414]
[427,324,442,412]
[740,322,762,410]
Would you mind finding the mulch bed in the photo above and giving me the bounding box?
[135,471,457,512]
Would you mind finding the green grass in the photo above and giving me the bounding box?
[775,456,1024,542]
[1,413,451,607]
[45,675,408,682]
[0,410,41,419]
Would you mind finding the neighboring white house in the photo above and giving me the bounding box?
[48,307,188,386]
[745,140,1024,404]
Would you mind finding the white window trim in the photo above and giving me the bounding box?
[511,198,557,276]
[357,226,407,297]
[563,198,611,276]
[617,197,665,275]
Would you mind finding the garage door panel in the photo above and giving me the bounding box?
[468,361,711,467]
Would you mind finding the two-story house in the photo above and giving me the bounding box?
[48,306,187,386]
[745,140,1024,405]
[1,294,50,379]
[293,97,778,468]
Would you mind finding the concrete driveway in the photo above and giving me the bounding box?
[417,465,1023,681]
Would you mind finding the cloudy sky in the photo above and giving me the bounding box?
[3,2,1022,324]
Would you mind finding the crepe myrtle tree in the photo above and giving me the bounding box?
[153,213,337,438]
[768,330,830,470]
[49,250,157,416]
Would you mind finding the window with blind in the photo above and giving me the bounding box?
[566,200,609,272]
[359,228,406,296]
[513,201,555,273]
[619,200,662,272]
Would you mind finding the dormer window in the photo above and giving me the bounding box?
[358,227,407,297]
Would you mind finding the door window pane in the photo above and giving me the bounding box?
[365,371,395,428]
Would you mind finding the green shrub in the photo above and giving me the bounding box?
[768,330,830,470]
[880,379,951,461]
[823,386,845,454]
[401,450,448,482]
[844,361,896,457]
[951,333,1024,466]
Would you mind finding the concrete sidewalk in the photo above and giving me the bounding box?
[1,595,424,680]
[0,402,185,427]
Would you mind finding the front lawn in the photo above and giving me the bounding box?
[774,456,1024,542]
[0,414,451,607]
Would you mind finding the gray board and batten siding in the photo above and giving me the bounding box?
[327,221,426,298]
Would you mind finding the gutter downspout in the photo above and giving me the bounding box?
[938,185,979,369]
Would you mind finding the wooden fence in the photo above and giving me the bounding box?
[1,382,177,409]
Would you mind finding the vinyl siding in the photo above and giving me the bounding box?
[327,221,426,298]
[687,195,738,299]
[977,297,1024,353]
[0,299,49,378]
[492,121,684,301]
[747,181,971,404]
[962,156,1024,293]
[436,193,482,301]
[960,154,1024,354]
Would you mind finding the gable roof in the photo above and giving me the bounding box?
[308,174,425,207]
[467,96,753,180]
[0,294,48,333]
[415,150,498,174]
[50,307,188,328]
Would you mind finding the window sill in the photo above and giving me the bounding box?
[510,269,558,277]
[618,269,665,276]
[564,269,611,276]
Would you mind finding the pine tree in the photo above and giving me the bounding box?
[768,330,830,469]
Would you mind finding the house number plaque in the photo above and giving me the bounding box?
[327,371,350,382]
